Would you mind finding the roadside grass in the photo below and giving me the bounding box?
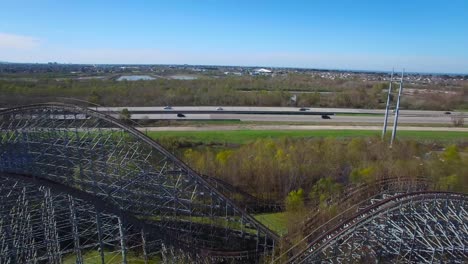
[147,130,468,145]
[390,130,468,140]
[142,120,467,127]
[147,119,243,126]
[335,113,384,116]
[254,212,288,236]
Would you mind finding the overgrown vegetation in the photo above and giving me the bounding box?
[179,137,467,202]
[177,136,467,235]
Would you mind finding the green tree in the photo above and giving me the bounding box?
[215,150,233,165]
[437,174,460,191]
[350,166,375,185]
[309,177,343,206]
[119,108,131,122]
[442,145,460,162]
[88,90,101,104]
[285,188,305,212]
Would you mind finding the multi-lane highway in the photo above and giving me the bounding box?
[95,106,467,126]
[128,113,460,124]
[96,106,461,116]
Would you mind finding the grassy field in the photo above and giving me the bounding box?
[254,212,288,236]
[63,250,161,264]
[147,130,468,145]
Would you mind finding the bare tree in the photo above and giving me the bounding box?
[451,113,465,127]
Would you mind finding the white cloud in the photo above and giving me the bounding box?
[0,33,40,49]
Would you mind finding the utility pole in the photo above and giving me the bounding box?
[390,69,404,145]
[382,69,394,139]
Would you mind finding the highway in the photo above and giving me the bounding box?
[94,106,466,125]
[96,106,463,116]
[127,113,464,125]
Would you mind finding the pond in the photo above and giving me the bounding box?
[117,75,156,81]
[169,75,198,80]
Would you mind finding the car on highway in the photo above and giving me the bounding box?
[163,106,172,110]
[321,115,331,119]
[177,113,185,117]
[216,107,224,111]
[299,108,310,111]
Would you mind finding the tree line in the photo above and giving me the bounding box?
[1,75,465,110]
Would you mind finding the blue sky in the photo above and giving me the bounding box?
[1,0,467,73]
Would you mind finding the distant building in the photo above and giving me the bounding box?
[251,68,273,75]
[255,68,272,73]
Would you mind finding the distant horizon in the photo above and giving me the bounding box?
[1,1,467,74]
[2,60,467,76]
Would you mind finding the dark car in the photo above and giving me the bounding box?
[444,111,451,115]
[299,108,310,111]
[321,115,331,119]
[177,113,185,118]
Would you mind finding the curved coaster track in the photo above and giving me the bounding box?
[288,192,468,263]
[0,103,466,263]
[0,103,278,263]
